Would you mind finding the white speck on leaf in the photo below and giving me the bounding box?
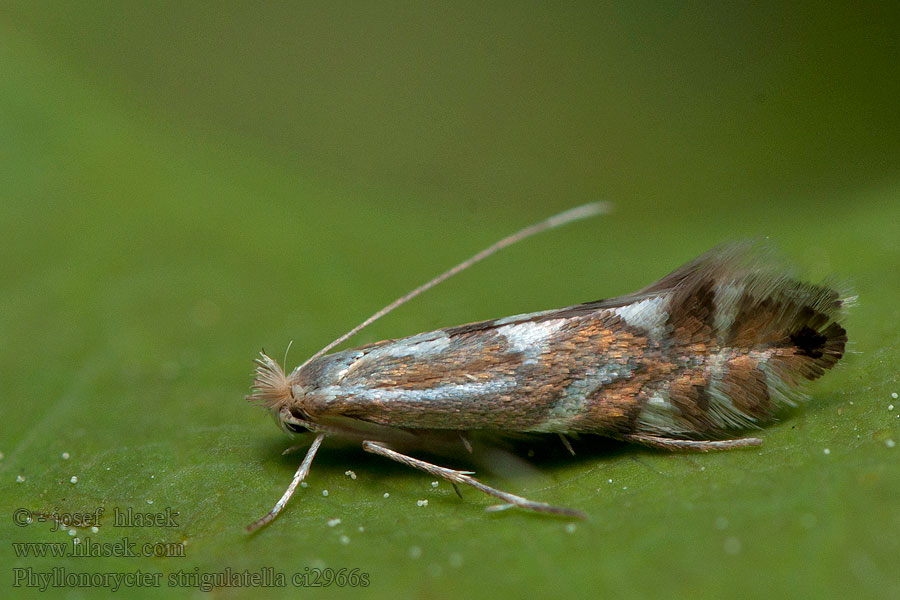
[724,537,741,555]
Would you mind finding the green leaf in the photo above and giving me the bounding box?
[2,4,898,598]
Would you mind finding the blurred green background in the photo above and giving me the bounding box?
[2,3,899,598]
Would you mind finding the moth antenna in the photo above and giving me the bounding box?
[298,202,612,369]
[282,340,294,368]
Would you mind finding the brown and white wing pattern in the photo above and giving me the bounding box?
[282,243,847,440]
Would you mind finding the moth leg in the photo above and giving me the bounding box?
[361,441,585,519]
[281,444,306,455]
[246,433,326,533]
[623,433,763,452]
[558,433,576,456]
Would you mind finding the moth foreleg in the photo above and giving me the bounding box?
[246,433,326,533]
[361,441,585,519]
[623,433,763,452]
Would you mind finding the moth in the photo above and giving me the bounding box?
[246,203,848,531]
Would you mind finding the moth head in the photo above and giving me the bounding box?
[247,352,321,435]
[247,352,299,412]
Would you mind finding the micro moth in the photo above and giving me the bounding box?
[246,203,848,531]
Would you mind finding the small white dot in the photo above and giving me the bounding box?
[91,526,99,533]
[68,529,76,536]
[383,492,390,499]
[409,546,422,559]
[147,499,154,504]
[344,470,357,480]
[889,405,895,411]
[607,479,613,484]
[417,499,429,507]
[823,448,830,455]
[622,486,628,490]
[431,481,439,488]
[61,452,70,460]
[16,475,25,483]
[892,392,898,399]
[339,535,350,545]
[150,475,155,479]
[70,476,78,484]
[565,523,577,533]
[322,489,329,497]
[106,467,110,471]
[327,518,341,527]
[300,482,308,488]
[886,439,896,448]
[357,526,365,533]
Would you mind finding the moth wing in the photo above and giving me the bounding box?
[625,241,848,435]
[446,241,847,438]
